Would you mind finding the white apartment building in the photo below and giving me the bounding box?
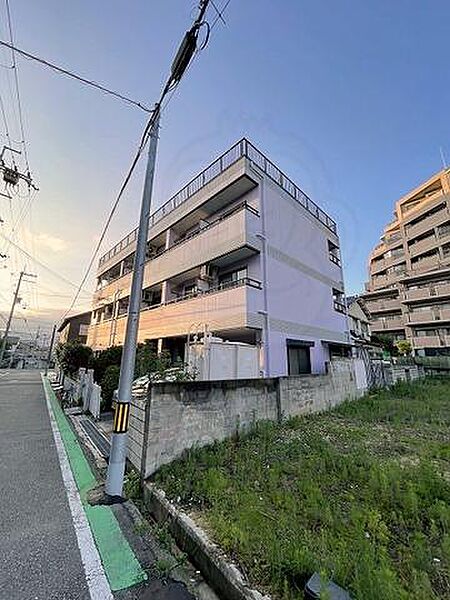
[87,139,349,376]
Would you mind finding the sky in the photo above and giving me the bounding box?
[0,0,449,339]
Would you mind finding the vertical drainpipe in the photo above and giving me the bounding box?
[256,176,271,377]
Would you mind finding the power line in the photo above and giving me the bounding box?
[5,0,30,172]
[60,0,230,324]
[0,230,92,293]
[0,38,153,113]
[0,91,15,165]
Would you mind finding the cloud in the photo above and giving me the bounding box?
[35,233,69,253]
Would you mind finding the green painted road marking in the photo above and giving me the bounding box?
[43,377,147,591]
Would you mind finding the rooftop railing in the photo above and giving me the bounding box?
[99,138,337,267]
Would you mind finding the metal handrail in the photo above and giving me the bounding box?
[97,202,259,290]
[99,138,337,266]
[96,277,262,323]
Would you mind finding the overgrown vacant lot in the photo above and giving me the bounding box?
[155,378,450,599]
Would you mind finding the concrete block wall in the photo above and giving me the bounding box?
[128,359,366,478]
[385,365,424,386]
[141,379,279,478]
[279,359,363,418]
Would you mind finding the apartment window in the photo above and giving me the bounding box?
[332,288,346,313]
[287,340,312,375]
[328,240,341,266]
[218,267,247,287]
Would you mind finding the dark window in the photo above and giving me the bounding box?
[287,342,312,375]
[218,266,247,286]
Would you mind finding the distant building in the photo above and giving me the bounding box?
[347,296,371,345]
[87,138,349,376]
[58,311,91,345]
[362,167,450,356]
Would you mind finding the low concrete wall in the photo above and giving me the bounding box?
[129,358,366,478]
[385,364,424,386]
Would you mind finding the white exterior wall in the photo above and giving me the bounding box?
[250,173,348,375]
[90,149,348,376]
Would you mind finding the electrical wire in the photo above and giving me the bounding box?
[59,0,232,325]
[0,230,92,292]
[0,38,153,113]
[0,90,15,165]
[58,2,214,323]
[5,0,29,172]
[210,0,232,30]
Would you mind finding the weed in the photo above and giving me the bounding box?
[155,378,450,599]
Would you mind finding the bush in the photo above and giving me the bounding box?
[101,365,120,411]
[92,345,122,384]
[56,341,93,376]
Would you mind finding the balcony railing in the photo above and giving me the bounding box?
[96,202,259,293]
[99,138,337,266]
[94,277,262,323]
[371,316,404,330]
[365,298,401,313]
[412,335,443,349]
[404,282,450,302]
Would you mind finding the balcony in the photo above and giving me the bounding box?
[371,272,402,289]
[365,298,401,313]
[407,308,450,324]
[371,316,404,331]
[98,138,337,271]
[409,235,438,258]
[94,204,261,308]
[406,207,448,240]
[87,278,262,350]
[403,282,450,302]
[411,254,440,273]
[412,336,443,349]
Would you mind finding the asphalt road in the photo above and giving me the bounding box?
[0,370,90,599]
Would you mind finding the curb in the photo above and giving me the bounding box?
[143,482,270,600]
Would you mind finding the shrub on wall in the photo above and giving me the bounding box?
[101,364,121,411]
[56,341,93,376]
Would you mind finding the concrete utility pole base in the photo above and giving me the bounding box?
[87,485,126,506]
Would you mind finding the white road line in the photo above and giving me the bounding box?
[40,374,113,600]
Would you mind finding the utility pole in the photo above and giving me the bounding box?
[0,269,36,366]
[105,0,211,499]
[45,324,56,376]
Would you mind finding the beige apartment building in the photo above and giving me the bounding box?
[362,167,450,355]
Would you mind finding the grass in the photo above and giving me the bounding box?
[154,378,450,599]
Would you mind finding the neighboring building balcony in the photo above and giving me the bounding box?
[406,206,448,240]
[370,253,405,275]
[403,282,450,302]
[411,253,441,273]
[409,235,438,258]
[370,272,401,289]
[371,316,404,331]
[412,336,443,349]
[365,297,401,313]
[93,203,261,309]
[407,308,450,325]
[87,277,262,350]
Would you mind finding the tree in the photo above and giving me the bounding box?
[101,365,120,411]
[92,345,122,385]
[371,334,398,357]
[395,340,412,356]
[56,341,93,376]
